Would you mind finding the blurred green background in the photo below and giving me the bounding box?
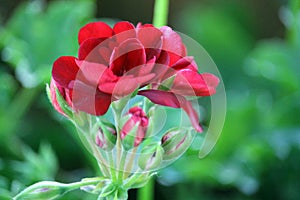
[0,0,299,199]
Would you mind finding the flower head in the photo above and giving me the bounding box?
[50,21,219,132]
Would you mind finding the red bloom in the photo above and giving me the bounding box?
[51,21,219,132]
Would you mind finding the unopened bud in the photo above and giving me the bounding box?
[138,143,164,170]
[161,129,193,160]
[121,107,149,150]
[13,181,71,200]
[47,79,73,117]
[95,121,116,151]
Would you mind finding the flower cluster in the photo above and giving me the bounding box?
[41,21,220,200]
[50,21,219,132]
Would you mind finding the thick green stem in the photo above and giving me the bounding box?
[153,0,169,27]
[287,0,300,46]
[137,177,154,200]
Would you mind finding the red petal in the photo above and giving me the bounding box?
[102,75,141,98]
[110,38,146,75]
[177,96,203,132]
[98,68,119,94]
[156,50,170,66]
[78,38,106,60]
[94,91,112,116]
[52,56,79,88]
[138,90,202,132]
[171,57,198,71]
[99,65,155,98]
[160,26,185,65]
[72,80,112,115]
[138,90,180,108]
[75,60,108,86]
[113,21,136,43]
[136,57,156,77]
[137,25,163,60]
[172,71,219,96]
[150,63,174,84]
[78,22,113,44]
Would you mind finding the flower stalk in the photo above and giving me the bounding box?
[287,0,300,46]
[153,0,169,27]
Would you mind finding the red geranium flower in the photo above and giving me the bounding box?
[51,21,219,132]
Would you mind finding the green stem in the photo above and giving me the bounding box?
[117,150,127,184]
[287,0,300,46]
[123,170,146,188]
[153,0,169,27]
[137,177,155,200]
[107,152,117,182]
[69,177,104,190]
[123,147,138,179]
[111,101,127,185]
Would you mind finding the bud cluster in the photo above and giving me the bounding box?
[45,81,197,200]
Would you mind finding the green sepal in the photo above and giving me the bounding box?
[128,173,155,189]
[98,183,116,198]
[162,129,193,160]
[45,84,52,104]
[130,87,139,98]
[138,143,164,170]
[55,88,73,117]
[80,177,107,194]
[97,119,117,151]
[158,75,175,91]
[146,105,166,138]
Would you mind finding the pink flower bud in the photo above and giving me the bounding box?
[121,107,149,148]
[161,129,193,160]
[95,124,116,151]
[49,79,73,117]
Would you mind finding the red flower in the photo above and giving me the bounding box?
[51,21,219,132]
[121,107,149,147]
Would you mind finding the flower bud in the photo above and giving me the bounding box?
[13,181,71,200]
[47,79,73,117]
[95,121,117,151]
[121,107,149,149]
[161,129,193,160]
[138,143,164,170]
